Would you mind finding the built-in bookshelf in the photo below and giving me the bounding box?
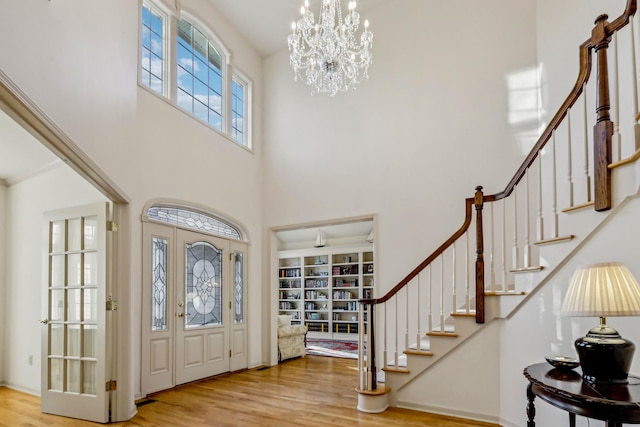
[277,244,374,340]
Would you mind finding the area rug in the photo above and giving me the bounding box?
[306,339,358,359]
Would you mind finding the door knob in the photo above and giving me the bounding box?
[39,319,49,324]
[177,313,185,318]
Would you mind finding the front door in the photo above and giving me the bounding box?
[141,221,247,394]
[41,202,111,423]
[175,229,229,384]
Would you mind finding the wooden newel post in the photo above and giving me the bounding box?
[474,186,485,324]
[592,14,613,211]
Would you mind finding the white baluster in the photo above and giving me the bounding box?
[440,256,445,332]
[393,297,398,367]
[489,202,496,292]
[537,155,544,241]
[583,83,592,202]
[452,242,457,314]
[552,130,559,238]
[612,32,622,161]
[428,265,433,332]
[567,107,574,207]
[416,272,421,350]
[465,231,470,311]
[632,16,640,151]
[383,301,388,369]
[512,187,518,271]
[405,285,409,351]
[501,199,507,291]
[524,171,531,268]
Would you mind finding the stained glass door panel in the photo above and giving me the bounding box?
[229,241,248,372]
[41,203,109,423]
[175,229,229,385]
[185,241,222,327]
[141,222,174,395]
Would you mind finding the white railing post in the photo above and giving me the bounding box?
[583,83,593,202]
[428,265,433,332]
[537,156,545,241]
[567,108,575,207]
[452,242,457,313]
[416,273,421,349]
[551,130,559,238]
[523,172,531,268]
[512,187,519,271]
[612,31,622,161]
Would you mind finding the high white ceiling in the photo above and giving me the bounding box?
[0,109,58,183]
[208,0,389,56]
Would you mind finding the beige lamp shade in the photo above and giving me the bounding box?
[562,262,640,317]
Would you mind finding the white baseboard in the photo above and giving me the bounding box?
[397,401,500,425]
[1,382,40,397]
[498,416,521,427]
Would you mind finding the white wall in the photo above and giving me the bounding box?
[5,163,107,394]
[263,0,537,412]
[536,0,628,123]
[493,2,635,425]
[498,194,640,427]
[0,182,6,385]
[0,0,265,402]
[263,0,537,309]
[398,321,502,423]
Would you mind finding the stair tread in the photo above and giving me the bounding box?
[383,366,410,374]
[451,311,476,317]
[510,266,544,273]
[485,290,526,296]
[562,201,595,213]
[535,235,575,245]
[404,349,434,356]
[427,331,458,338]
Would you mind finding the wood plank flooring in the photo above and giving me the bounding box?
[0,355,500,426]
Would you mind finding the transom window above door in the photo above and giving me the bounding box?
[140,1,251,149]
[146,205,242,240]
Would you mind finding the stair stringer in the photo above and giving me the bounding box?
[498,188,640,323]
[384,315,485,406]
[384,165,639,408]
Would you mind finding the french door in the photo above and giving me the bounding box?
[141,222,247,395]
[41,202,111,423]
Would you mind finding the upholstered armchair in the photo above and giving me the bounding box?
[277,315,307,361]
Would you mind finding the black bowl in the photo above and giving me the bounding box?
[545,355,580,370]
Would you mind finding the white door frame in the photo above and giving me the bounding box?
[141,217,249,396]
[0,70,134,422]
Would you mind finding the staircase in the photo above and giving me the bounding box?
[356,0,640,415]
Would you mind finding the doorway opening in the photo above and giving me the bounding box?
[140,203,249,396]
[273,217,375,362]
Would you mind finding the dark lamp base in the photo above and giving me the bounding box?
[574,324,635,384]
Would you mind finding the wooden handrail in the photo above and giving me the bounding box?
[488,0,636,203]
[360,196,475,305]
[365,0,637,308]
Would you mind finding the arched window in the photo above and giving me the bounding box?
[146,205,242,240]
[176,19,224,131]
[139,1,252,148]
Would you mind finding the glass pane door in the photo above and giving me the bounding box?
[42,203,108,423]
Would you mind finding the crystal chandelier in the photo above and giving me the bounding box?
[288,0,373,96]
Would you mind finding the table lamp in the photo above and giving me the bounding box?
[561,262,640,383]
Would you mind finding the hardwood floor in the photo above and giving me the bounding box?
[0,356,500,426]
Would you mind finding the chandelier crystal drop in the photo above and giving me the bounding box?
[288,0,373,96]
